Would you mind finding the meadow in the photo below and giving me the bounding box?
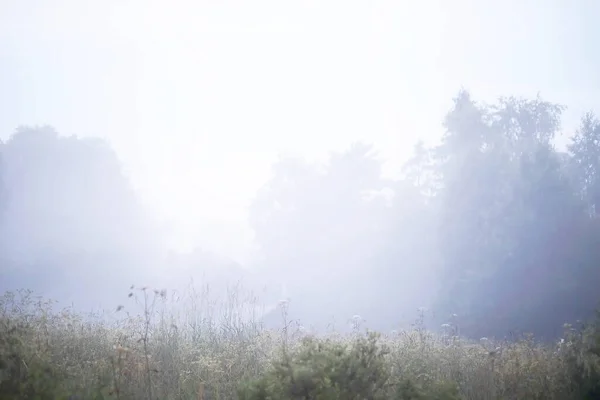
[1,285,599,400]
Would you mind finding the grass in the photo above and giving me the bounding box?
[1,284,599,399]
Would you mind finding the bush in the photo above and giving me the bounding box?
[238,332,461,400]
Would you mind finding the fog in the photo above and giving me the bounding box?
[2,0,600,339]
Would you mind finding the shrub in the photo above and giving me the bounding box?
[238,332,461,400]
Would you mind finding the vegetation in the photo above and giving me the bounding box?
[3,90,600,338]
[3,90,600,397]
[250,91,600,339]
[1,288,600,400]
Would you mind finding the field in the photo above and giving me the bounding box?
[1,286,599,400]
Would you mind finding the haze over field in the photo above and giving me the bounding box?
[2,0,600,338]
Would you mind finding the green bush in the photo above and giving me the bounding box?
[238,332,461,400]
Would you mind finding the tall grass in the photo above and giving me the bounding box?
[0,285,599,399]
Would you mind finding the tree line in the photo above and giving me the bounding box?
[250,90,600,339]
[1,90,600,339]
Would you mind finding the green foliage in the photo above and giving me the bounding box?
[239,332,391,400]
[394,379,461,400]
[238,332,462,400]
[0,292,72,399]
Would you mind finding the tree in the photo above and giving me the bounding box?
[427,90,594,338]
[0,126,160,309]
[569,112,600,217]
[250,143,420,331]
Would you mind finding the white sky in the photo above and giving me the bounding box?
[1,0,599,261]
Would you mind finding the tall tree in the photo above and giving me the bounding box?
[428,90,587,338]
[0,126,160,308]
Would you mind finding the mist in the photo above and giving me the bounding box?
[2,0,600,342]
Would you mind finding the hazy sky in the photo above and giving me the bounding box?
[1,0,599,261]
